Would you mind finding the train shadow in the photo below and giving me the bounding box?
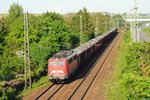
[64,31,119,84]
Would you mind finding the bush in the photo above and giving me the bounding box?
[107,30,150,99]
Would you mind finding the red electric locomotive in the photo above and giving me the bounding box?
[48,51,78,82]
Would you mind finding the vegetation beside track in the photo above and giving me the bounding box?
[103,30,150,99]
[0,76,50,99]
[21,76,50,97]
[142,27,150,36]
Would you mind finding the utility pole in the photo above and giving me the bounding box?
[109,18,112,29]
[121,20,124,28]
[24,12,31,89]
[112,19,116,28]
[130,9,135,41]
[109,16,113,29]
[95,17,98,36]
[80,15,83,45]
[133,0,139,42]
[116,18,119,28]
[105,21,108,31]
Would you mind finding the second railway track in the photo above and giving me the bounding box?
[34,84,64,100]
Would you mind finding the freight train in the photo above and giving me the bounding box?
[48,29,118,83]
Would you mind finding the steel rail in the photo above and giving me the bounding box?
[68,32,119,100]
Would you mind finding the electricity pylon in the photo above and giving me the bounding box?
[80,15,83,45]
[133,0,139,42]
[24,12,31,88]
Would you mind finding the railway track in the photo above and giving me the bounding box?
[68,31,121,100]
[23,30,121,100]
[34,84,54,100]
[34,84,64,100]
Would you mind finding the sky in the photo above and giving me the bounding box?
[0,0,150,14]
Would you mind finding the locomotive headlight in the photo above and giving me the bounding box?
[50,70,64,73]
[58,70,64,73]
[51,70,56,73]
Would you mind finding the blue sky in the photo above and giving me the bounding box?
[0,0,149,14]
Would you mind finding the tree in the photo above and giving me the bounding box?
[112,14,124,28]
[0,16,24,80]
[0,17,8,54]
[121,42,150,98]
[70,8,95,43]
[90,12,110,35]
[30,12,72,74]
[8,3,23,23]
[0,3,24,80]
[0,17,9,80]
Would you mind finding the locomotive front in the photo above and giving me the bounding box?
[48,51,78,83]
[48,58,68,81]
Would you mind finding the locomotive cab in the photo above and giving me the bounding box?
[48,51,78,83]
[48,58,68,81]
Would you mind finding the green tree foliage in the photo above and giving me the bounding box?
[30,12,72,72]
[61,13,80,47]
[0,17,7,54]
[124,42,150,98]
[112,14,124,28]
[0,86,17,100]
[8,3,23,23]
[78,8,95,37]
[64,9,119,44]
[107,30,150,99]
[63,13,76,29]
[0,3,73,81]
[70,32,80,48]
[90,12,111,35]
[0,3,24,80]
[69,8,95,43]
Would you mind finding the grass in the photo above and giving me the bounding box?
[142,27,150,36]
[101,30,131,100]
[21,76,51,97]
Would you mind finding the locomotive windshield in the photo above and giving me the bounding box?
[50,62,56,66]
[49,61,64,67]
[58,61,64,66]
